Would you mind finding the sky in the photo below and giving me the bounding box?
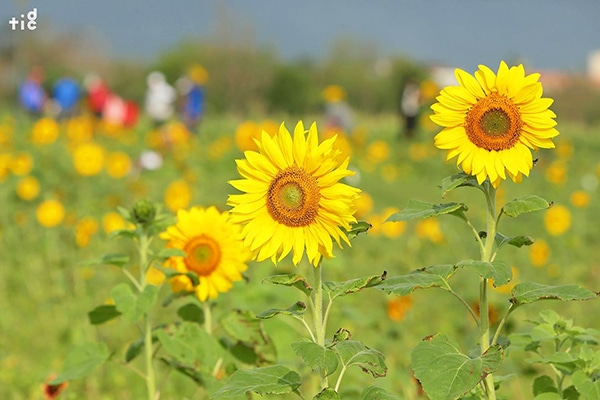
[3,0,600,72]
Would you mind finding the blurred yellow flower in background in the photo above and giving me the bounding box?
[235,121,260,152]
[66,115,95,143]
[387,295,414,322]
[366,140,390,164]
[555,140,573,160]
[322,85,346,103]
[381,207,405,239]
[415,218,445,244]
[544,205,571,236]
[570,190,590,208]
[545,161,567,185]
[529,239,551,267]
[75,217,99,248]
[16,176,40,201]
[105,151,131,179]
[164,180,192,212]
[31,117,59,145]
[159,206,250,301]
[36,199,65,228]
[408,142,429,161]
[72,142,105,176]
[9,152,34,176]
[491,266,518,294]
[354,192,374,220]
[102,211,128,234]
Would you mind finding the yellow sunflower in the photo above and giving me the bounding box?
[159,206,249,301]
[228,121,360,267]
[431,61,559,187]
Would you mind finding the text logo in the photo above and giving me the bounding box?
[9,8,37,31]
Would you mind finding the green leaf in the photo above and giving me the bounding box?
[501,195,551,218]
[333,340,387,378]
[455,259,512,287]
[107,228,136,239]
[110,283,159,323]
[511,282,598,306]
[323,272,387,300]
[342,221,372,239]
[156,322,223,372]
[314,388,341,400]
[87,305,121,325]
[440,172,480,198]
[49,342,109,384]
[495,232,535,250]
[386,200,468,222]
[360,386,398,400]
[263,274,312,296]
[377,265,455,296]
[81,253,130,268]
[116,205,132,221]
[573,371,600,400]
[256,301,307,319]
[177,302,204,324]
[533,375,558,396]
[411,333,503,400]
[154,248,187,259]
[158,267,200,286]
[213,365,301,397]
[291,340,338,377]
[221,310,277,365]
[534,394,563,400]
[125,324,164,363]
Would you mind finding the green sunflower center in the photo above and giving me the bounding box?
[183,235,221,276]
[465,92,523,151]
[267,166,321,227]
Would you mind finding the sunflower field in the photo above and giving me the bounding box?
[2,61,600,400]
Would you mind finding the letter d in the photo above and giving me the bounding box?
[27,8,37,30]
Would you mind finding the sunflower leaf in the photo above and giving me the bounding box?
[411,333,503,400]
[377,265,454,296]
[359,386,398,400]
[256,301,307,319]
[342,221,372,239]
[455,259,512,287]
[263,274,313,296]
[323,272,387,300]
[440,173,481,198]
[332,340,387,378]
[49,342,110,385]
[501,195,551,218]
[495,232,535,250]
[80,253,130,268]
[314,388,341,399]
[386,200,468,222]
[291,340,339,377]
[573,371,600,399]
[154,248,187,260]
[510,282,598,305]
[213,365,301,397]
[88,304,121,325]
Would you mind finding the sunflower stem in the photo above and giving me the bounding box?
[203,301,213,335]
[139,229,157,400]
[312,264,328,390]
[480,182,497,400]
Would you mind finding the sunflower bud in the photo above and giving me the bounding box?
[131,199,156,226]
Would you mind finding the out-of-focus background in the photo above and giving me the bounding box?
[1,1,600,399]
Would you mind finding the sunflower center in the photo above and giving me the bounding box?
[183,235,221,276]
[267,166,320,227]
[465,92,522,151]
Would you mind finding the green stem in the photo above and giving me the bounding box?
[312,264,328,389]
[491,305,517,347]
[139,230,157,400]
[447,287,480,328]
[481,182,497,400]
[203,301,213,335]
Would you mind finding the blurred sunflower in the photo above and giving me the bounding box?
[415,218,445,244]
[387,295,414,322]
[72,142,104,176]
[159,206,249,301]
[228,121,360,267]
[381,207,406,239]
[105,151,132,179]
[544,205,571,236]
[545,161,567,185]
[102,211,128,234]
[354,192,374,220]
[9,152,34,176]
[66,115,95,143]
[16,176,40,201]
[555,140,573,160]
[366,140,390,164]
[431,61,558,187]
[31,117,60,145]
[529,239,551,267]
[491,266,519,294]
[322,85,346,103]
[75,217,99,248]
[36,199,65,228]
[570,190,590,208]
[164,180,192,212]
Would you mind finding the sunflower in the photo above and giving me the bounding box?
[228,121,360,267]
[159,206,249,301]
[431,61,559,187]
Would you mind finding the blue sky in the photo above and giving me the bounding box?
[3,0,600,71]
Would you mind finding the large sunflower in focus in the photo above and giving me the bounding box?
[159,206,249,301]
[431,61,559,187]
[228,121,360,267]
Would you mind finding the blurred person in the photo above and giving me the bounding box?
[145,71,176,128]
[323,85,354,133]
[53,76,81,119]
[177,64,208,133]
[84,73,110,117]
[399,79,421,139]
[18,66,47,115]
